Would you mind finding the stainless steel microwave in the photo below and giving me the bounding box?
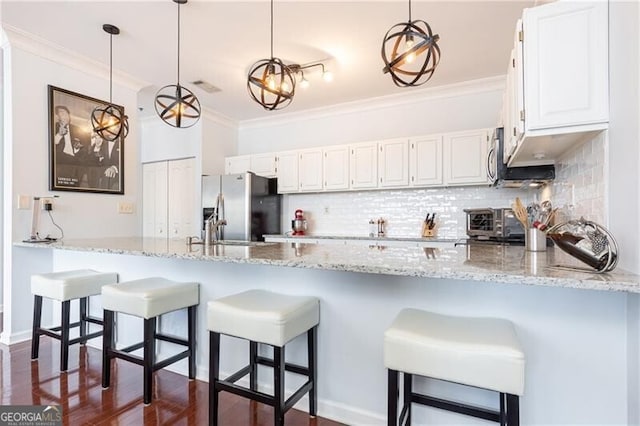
[464,208,525,240]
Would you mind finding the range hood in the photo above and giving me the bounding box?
[493,128,555,188]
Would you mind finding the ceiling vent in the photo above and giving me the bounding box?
[191,80,221,94]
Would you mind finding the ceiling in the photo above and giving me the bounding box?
[1,1,533,122]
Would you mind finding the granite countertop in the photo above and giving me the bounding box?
[263,234,457,243]
[14,237,640,294]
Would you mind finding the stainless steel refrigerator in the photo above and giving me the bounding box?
[201,172,281,241]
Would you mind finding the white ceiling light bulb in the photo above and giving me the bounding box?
[300,77,310,89]
[281,80,291,93]
[405,35,416,63]
[322,70,333,82]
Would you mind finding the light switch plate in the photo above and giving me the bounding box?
[118,202,134,214]
[17,195,31,210]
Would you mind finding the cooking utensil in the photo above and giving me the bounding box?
[512,197,529,228]
[546,217,618,272]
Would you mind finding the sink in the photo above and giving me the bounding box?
[214,240,277,247]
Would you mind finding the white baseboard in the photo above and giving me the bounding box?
[0,329,32,346]
[190,364,384,425]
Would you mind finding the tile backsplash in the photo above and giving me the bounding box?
[282,186,534,239]
[543,132,607,226]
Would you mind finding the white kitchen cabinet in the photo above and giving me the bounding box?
[298,149,323,192]
[323,145,350,191]
[225,155,250,175]
[444,129,490,186]
[250,153,277,177]
[143,158,197,240]
[378,139,409,188]
[350,142,378,189]
[409,135,443,186]
[506,1,608,166]
[167,158,197,239]
[275,151,299,193]
[143,161,167,238]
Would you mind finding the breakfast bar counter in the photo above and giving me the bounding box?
[14,237,640,293]
[10,237,640,424]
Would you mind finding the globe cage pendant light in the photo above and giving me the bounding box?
[91,24,129,141]
[381,0,441,87]
[155,0,201,128]
[247,0,296,110]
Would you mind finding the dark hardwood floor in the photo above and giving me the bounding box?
[0,337,344,425]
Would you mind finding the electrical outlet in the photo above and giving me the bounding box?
[40,197,53,210]
[17,195,31,210]
[118,202,134,214]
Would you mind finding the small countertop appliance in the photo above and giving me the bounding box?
[291,209,307,236]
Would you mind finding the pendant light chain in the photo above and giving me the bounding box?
[270,0,274,59]
[109,32,113,102]
[177,2,181,85]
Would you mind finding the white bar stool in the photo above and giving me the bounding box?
[31,269,118,371]
[207,289,319,426]
[101,277,200,405]
[385,309,525,426]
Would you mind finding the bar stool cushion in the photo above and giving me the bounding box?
[102,277,199,319]
[384,309,525,396]
[207,289,319,347]
[31,269,118,301]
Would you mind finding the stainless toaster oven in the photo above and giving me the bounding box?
[464,208,525,240]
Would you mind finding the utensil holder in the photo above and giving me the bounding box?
[525,228,547,252]
[421,222,436,238]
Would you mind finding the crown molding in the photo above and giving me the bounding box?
[239,75,506,130]
[137,107,237,130]
[1,24,149,92]
[202,107,238,129]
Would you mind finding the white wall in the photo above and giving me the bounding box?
[1,32,142,343]
[139,115,200,164]
[201,112,238,176]
[608,0,640,274]
[238,78,504,154]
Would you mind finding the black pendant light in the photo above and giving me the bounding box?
[247,0,295,110]
[91,24,129,141]
[381,0,441,87]
[155,0,201,128]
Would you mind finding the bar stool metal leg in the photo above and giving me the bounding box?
[209,331,221,426]
[79,297,88,344]
[143,317,157,405]
[388,369,399,426]
[102,309,115,389]
[500,393,507,426]
[273,345,285,426]
[402,373,412,425]
[249,341,258,392]
[31,295,43,360]
[308,326,318,416]
[506,394,519,426]
[188,305,197,380]
[60,301,71,371]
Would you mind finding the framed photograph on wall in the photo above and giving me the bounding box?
[48,85,125,194]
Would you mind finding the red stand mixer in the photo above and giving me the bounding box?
[291,209,308,236]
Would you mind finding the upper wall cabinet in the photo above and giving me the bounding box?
[444,129,489,186]
[225,155,251,175]
[505,1,609,167]
[379,139,409,188]
[410,135,443,187]
[275,151,299,193]
[299,149,324,192]
[350,142,378,189]
[250,153,277,177]
[323,145,350,191]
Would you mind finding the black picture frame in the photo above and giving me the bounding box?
[48,85,125,194]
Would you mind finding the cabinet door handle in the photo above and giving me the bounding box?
[411,176,414,182]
